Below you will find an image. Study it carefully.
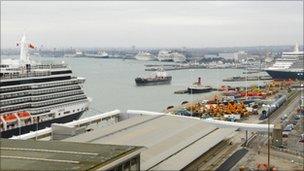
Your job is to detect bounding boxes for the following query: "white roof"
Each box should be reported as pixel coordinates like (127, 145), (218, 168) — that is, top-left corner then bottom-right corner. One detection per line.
(64, 114), (235, 170)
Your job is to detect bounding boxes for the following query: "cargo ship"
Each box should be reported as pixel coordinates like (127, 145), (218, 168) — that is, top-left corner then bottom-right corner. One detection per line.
(0, 34), (90, 138)
(187, 77), (213, 94)
(135, 69), (172, 86)
(265, 44), (304, 80)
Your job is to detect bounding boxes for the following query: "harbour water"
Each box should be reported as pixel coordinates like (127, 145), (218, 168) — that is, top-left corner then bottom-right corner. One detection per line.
(2, 55), (267, 117)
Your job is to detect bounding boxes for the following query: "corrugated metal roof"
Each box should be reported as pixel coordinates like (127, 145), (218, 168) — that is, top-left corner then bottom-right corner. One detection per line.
(64, 115), (235, 170)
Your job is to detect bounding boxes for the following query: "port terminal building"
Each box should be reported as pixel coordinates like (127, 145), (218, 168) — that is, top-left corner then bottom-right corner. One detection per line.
(4, 110), (273, 170)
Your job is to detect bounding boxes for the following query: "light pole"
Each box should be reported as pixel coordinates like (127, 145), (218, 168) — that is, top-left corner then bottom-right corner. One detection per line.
(267, 109), (270, 170)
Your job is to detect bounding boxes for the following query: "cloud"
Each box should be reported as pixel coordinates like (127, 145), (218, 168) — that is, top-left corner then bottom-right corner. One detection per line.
(1, 1), (303, 48)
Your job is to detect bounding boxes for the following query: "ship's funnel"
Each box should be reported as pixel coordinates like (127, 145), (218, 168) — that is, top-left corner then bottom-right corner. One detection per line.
(198, 77), (201, 85)
(19, 34), (30, 65)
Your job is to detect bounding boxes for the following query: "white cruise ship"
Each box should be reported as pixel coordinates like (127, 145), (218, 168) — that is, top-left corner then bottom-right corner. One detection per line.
(172, 52), (187, 63)
(265, 44), (304, 80)
(85, 50), (109, 58)
(0, 35), (90, 138)
(157, 50), (174, 62)
(134, 51), (157, 61)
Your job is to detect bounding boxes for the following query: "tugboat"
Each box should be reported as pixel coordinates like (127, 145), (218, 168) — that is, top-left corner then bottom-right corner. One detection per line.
(135, 69), (172, 86)
(187, 77), (213, 94)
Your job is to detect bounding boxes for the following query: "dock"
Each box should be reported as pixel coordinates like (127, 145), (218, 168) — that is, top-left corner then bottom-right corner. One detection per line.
(145, 65), (206, 71)
(223, 75), (272, 82)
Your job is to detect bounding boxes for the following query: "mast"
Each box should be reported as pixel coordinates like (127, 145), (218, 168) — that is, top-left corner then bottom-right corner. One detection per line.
(19, 34), (30, 65)
(294, 43), (299, 52)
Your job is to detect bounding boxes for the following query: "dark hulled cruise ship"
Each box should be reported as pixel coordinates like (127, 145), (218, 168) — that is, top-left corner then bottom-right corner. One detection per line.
(0, 35), (90, 138)
(265, 44), (304, 80)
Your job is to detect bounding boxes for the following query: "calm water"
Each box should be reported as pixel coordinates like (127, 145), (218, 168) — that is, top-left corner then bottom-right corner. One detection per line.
(60, 57), (249, 117)
(2, 56), (268, 117)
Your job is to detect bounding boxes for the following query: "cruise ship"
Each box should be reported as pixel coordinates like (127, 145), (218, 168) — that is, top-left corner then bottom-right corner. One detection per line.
(0, 35), (90, 138)
(157, 50), (174, 62)
(134, 51), (157, 61)
(265, 44), (304, 80)
(85, 50), (109, 58)
(172, 52), (187, 63)
(65, 50), (109, 58)
(64, 49), (84, 57)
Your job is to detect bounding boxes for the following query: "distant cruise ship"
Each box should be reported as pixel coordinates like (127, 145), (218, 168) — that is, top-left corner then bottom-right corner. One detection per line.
(85, 50), (109, 58)
(157, 50), (173, 62)
(65, 50), (109, 58)
(135, 51), (157, 61)
(0, 35), (90, 138)
(265, 44), (304, 80)
(172, 52), (187, 63)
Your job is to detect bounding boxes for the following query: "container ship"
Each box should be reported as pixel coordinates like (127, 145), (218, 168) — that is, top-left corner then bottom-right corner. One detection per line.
(265, 44), (304, 80)
(135, 69), (172, 86)
(0, 35), (90, 138)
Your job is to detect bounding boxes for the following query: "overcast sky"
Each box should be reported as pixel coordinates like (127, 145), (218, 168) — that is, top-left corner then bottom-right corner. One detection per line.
(1, 1), (303, 48)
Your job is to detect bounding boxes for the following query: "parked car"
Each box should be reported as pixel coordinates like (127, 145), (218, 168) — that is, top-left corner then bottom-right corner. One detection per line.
(299, 134), (304, 143)
(175, 108), (192, 116)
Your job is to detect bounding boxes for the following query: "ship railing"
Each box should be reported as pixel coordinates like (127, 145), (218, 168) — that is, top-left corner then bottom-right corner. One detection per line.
(31, 64), (68, 69)
(1, 71), (51, 80)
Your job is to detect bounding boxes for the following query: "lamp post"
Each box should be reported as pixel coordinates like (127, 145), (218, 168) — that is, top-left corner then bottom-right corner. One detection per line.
(267, 109), (270, 170)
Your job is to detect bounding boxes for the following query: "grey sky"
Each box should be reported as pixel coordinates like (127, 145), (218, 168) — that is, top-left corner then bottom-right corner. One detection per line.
(1, 1), (303, 48)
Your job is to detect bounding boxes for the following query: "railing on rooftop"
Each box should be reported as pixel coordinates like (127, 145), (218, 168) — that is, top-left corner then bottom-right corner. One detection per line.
(1, 64), (69, 80)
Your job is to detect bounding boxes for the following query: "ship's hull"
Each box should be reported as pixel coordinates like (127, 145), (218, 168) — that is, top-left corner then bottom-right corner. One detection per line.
(135, 77), (172, 86)
(0, 111), (84, 138)
(265, 69), (304, 80)
(135, 56), (156, 61)
(187, 86), (213, 94)
(158, 58), (173, 62)
(173, 59), (186, 63)
(85, 55), (109, 58)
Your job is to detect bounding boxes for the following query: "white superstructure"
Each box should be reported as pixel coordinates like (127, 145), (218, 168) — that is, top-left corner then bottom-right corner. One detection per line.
(135, 51), (156, 61)
(267, 44), (303, 70)
(172, 52), (187, 63)
(157, 50), (174, 62)
(0, 34), (90, 138)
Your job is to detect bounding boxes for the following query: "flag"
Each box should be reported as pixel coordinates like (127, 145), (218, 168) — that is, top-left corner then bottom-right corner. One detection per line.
(28, 43), (35, 49)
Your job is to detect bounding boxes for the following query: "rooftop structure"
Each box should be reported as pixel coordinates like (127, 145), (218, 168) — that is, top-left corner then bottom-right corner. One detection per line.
(64, 114), (236, 170)
(0, 139), (142, 171)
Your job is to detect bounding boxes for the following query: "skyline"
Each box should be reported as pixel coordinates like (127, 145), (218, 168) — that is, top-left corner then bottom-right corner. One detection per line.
(1, 1), (303, 48)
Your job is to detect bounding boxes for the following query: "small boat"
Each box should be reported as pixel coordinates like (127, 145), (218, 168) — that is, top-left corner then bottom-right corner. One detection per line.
(135, 69), (172, 86)
(187, 77), (213, 94)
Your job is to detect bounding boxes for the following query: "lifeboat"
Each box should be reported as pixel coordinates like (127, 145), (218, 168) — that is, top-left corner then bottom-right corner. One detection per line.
(3, 113), (18, 123)
(17, 111), (31, 120)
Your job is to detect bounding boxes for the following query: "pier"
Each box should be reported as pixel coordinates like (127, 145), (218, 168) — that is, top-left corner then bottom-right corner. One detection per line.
(223, 75), (272, 82)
